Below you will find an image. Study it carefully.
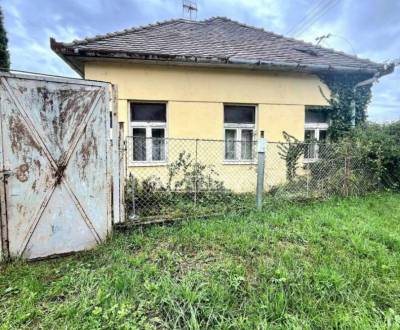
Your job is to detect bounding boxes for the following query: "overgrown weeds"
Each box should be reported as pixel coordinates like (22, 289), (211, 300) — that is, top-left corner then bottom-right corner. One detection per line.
(1, 192), (400, 329)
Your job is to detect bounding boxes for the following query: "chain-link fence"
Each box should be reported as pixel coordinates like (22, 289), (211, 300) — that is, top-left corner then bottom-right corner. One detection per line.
(122, 136), (395, 224)
(264, 142), (385, 200)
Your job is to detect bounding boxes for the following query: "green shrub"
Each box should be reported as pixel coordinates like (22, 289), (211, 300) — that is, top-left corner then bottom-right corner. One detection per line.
(349, 121), (400, 189)
(274, 121), (400, 199)
(125, 151), (238, 219)
(277, 131), (305, 182)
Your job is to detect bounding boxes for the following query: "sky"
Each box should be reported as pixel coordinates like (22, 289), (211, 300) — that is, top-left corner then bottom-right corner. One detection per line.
(2, 0), (399, 122)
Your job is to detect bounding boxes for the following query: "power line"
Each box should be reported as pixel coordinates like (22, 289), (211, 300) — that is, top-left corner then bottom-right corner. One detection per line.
(372, 103), (400, 108)
(293, 0), (339, 38)
(286, 0), (329, 35)
(293, 0), (340, 38)
(286, 0), (330, 36)
(330, 34), (356, 54)
(316, 33), (356, 54)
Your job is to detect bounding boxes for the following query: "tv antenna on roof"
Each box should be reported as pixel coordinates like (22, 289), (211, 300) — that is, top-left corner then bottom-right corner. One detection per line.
(182, 0), (197, 20)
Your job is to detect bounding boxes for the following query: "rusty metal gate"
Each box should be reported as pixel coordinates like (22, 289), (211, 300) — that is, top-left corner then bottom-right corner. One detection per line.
(0, 72), (113, 260)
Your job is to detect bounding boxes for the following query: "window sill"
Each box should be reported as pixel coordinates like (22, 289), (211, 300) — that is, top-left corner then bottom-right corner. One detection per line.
(303, 158), (319, 164)
(128, 161), (168, 167)
(223, 160), (257, 165)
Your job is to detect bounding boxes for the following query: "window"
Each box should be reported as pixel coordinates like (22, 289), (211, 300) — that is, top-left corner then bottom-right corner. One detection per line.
(304, 108), (329, 162)
(224, 105), (255, 161)
(130, 102), (166, 163)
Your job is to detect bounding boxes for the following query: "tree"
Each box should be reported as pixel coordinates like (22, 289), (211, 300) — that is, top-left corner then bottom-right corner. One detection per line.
(0, 6), (10, 70)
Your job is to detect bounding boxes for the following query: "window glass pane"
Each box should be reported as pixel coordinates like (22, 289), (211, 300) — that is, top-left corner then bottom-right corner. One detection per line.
(241, 129), (254, 160)
(225, 129), (237, 160)
(132, 128), (146, 161)
(305, 109), (328, 123)
(319, 130), (327, 141)
(224, 105), (255, 124)
(304, 129), (316, 159)
(304, 129), (315, 141)
(131, 103), (166, 122)
(152, 128), (165, 161)
(317, 130), (328, 159)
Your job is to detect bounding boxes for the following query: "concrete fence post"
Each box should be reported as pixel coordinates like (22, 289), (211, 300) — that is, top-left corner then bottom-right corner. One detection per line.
(256, 132), (266, 211)
(111, 84), (121, 224)
(194, 138), (198, 206)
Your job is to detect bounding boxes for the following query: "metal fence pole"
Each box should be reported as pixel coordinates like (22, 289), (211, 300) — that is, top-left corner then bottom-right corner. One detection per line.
(256, 133), (266, 211)
(131, 173), (136, 219)
(194, 139), (198, 206)
(306, 163), (310, 198)
(343, 155), (350, 197)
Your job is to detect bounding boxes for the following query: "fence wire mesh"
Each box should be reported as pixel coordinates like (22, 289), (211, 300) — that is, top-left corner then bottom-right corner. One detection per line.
(122, 136), (395, 224)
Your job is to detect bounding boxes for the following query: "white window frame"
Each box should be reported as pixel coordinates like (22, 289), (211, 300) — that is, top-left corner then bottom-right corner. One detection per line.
(129, 102), (167, 166)
(224, 124), (256, 163)
(304, 122), (328, 163)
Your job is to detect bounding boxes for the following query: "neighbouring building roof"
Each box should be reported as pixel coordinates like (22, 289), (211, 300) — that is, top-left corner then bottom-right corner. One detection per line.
(51, 17), (392, 77)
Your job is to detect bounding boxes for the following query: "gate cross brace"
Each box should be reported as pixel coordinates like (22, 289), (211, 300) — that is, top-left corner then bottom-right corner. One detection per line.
(1, 77), (103, 256)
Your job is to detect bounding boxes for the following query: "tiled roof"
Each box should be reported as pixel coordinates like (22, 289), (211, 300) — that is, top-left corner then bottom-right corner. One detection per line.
(51, 17), (385, 75)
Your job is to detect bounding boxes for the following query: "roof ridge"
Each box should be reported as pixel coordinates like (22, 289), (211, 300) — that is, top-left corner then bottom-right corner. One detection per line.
(206, 16), (278, 36)
(67, 16), (274, 47)
(65, 18), (195, 46)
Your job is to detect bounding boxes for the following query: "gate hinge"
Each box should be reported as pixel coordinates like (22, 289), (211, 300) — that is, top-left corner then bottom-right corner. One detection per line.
(0, 169), (12, 180)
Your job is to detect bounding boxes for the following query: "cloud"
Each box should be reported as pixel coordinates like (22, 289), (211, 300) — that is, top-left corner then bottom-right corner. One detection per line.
(2, 0), (399, 122)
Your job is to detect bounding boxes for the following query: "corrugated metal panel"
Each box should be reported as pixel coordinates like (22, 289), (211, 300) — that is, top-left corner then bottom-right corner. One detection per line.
(0, 72), (113, 260)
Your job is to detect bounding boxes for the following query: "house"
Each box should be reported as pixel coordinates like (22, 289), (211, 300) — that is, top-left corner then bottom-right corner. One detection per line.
(50, 17), (390, 191)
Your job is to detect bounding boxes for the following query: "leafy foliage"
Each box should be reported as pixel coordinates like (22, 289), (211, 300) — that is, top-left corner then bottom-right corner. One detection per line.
(274, 121), (400, 199)
(0, 6), (10, 70)
(305, 121), (400, 195)
(348, 121), (400, 189)
(125, 151), (237, 218)
(277, 131), (304, 182)
(307, 141), (383, 197)
(318, 72), (372, 141)
(165, 151), (225, 193)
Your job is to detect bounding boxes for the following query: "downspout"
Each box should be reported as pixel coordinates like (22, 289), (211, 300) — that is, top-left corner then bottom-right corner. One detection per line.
(351, 62), (396, 126)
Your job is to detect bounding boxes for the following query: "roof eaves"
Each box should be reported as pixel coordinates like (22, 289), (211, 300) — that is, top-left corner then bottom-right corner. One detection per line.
(50, 38), (84, 76)
(52, 43), (384, 76)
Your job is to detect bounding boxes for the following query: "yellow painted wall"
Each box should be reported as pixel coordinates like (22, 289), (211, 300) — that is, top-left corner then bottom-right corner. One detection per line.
(85, 62), (329, 192)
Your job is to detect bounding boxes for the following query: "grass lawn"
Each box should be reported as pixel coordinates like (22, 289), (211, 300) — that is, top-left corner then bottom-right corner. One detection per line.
(1, 193), (400, 329)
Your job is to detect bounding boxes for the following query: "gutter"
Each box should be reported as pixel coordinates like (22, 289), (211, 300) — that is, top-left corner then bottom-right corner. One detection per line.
(50, 38), (393, 78)
(228, 57), (385, 75)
